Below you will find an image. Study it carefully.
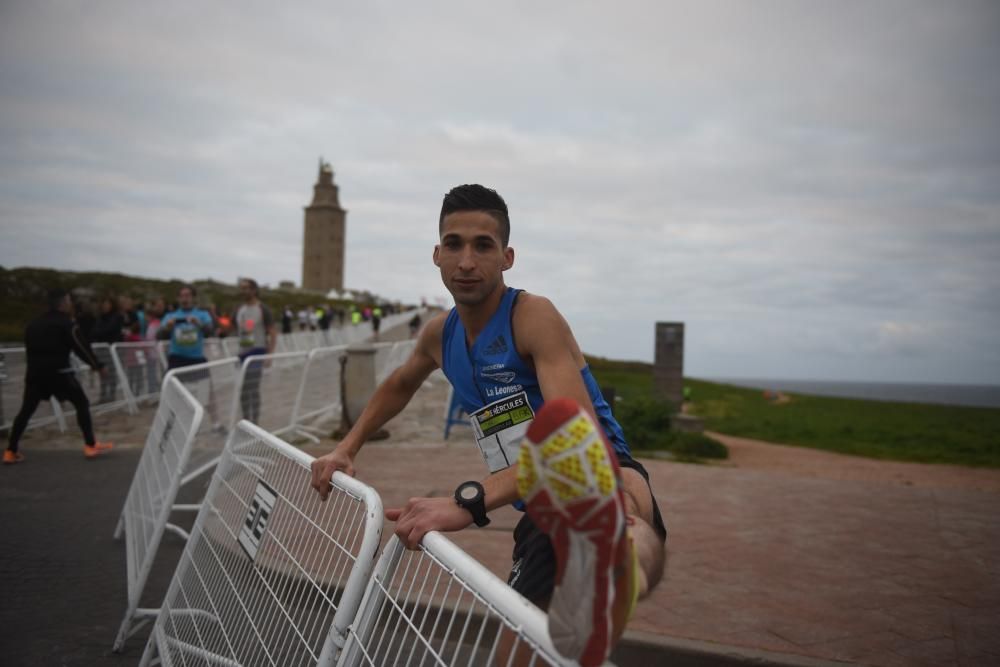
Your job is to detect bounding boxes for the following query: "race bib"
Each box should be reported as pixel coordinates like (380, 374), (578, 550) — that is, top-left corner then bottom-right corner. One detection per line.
(239, 318), (256, 348)
(175, 324), (199, 347)
(470, 391), (535, 473)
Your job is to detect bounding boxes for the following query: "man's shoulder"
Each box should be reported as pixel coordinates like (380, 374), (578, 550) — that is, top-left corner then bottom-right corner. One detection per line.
(419, 311), (449, 344)
(512, 291), (557, 318)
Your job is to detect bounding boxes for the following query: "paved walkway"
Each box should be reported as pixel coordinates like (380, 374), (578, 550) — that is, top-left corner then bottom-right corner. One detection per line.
(2, 376), (998, 666)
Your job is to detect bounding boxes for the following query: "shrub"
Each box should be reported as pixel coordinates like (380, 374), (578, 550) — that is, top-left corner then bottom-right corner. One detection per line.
(667, 432), (729, 460)
(615, 395), (728, 461)
(615, 395), (674, 450)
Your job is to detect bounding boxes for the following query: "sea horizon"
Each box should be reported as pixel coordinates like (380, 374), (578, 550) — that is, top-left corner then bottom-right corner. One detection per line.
(706, 377), (1000, 409)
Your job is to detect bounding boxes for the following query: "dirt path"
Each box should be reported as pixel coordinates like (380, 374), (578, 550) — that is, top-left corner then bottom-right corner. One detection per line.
(709, 430), (1000, 494)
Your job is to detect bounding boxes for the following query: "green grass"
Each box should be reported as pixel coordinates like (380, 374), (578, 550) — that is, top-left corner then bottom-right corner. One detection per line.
(587, 356), (1000, 468)
(587, 356), (727, 462)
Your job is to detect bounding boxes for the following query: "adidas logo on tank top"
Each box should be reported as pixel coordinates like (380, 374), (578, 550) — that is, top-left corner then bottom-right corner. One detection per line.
(484, 335), (508, 355)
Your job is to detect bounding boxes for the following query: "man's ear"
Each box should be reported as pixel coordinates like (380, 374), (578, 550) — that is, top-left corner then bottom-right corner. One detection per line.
(502, 246), (515, 271)
(433, 245), (441, 267)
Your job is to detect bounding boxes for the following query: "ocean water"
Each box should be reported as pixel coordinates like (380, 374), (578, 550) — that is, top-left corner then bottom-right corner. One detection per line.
(709, 378), (1000, 409)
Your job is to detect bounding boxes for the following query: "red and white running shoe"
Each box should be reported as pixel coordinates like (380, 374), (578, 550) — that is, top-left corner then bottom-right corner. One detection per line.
(517, 398), (627, 667)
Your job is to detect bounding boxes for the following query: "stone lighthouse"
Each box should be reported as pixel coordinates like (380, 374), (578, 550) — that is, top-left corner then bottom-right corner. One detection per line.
(301, 159), (346, 292)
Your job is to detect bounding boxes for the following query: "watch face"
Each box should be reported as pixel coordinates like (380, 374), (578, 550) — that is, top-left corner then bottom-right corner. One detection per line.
(458, 483), (480, 502)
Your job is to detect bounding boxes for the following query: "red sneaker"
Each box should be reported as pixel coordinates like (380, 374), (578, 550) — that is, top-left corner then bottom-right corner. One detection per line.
(517, 398), (626, 667)
(83, 442), (113, 459)
(3, 450), (24, 465)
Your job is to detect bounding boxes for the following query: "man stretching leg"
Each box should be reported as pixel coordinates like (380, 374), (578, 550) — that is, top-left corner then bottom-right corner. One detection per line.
(311, 184), (666, 666)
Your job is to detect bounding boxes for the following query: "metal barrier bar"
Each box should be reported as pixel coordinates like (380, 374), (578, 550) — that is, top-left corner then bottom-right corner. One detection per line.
(289, 346), (347, 444)
(227, 351), (311, 437)
(338, 532), (572, 667)
(140, 421), (384, 667)
(114, 375), (205, 652)
(110, 341), (165, 408)
(69, 341), (135, 416)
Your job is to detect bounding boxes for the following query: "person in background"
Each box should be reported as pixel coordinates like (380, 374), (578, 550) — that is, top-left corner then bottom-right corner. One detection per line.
(158, 285), (223, 429)
(143, 296), (166, 397)
(371, 305), (382, 341)
(91, 295), (124, 404)
(74, 297), (97, 344)
(118, 295), (136, 330)
(281, 305), (293, 335)
(232, 278), (277, 424)
(122, 320), (145, 398)
(4, 288), (113, 463)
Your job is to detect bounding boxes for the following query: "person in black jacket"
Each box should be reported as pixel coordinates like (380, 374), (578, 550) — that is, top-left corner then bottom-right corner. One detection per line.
(3, 289), (114, 464)
(90, 295), (124, 404)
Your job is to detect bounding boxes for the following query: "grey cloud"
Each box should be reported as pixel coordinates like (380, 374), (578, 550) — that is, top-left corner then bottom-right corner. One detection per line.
(2, 1), (999, 383)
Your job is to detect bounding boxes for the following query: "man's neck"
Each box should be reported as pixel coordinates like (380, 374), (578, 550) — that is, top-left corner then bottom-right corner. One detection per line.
(456, 283), (507, 344)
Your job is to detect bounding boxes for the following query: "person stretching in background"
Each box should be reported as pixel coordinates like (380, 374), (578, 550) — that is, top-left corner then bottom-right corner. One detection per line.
(4, 289), (113, 463)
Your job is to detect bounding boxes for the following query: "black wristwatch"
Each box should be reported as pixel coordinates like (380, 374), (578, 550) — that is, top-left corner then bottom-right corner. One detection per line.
(454, 481), (491, 527)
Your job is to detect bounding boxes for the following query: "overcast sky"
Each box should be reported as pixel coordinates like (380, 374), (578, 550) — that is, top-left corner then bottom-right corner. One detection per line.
(1, 1), (998, 384)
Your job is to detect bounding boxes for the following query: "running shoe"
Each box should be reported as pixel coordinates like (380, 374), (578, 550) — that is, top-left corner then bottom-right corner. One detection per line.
(83, 442), (113, 459)
(3, 450), (24, 465)
(517, 398), (627, 667)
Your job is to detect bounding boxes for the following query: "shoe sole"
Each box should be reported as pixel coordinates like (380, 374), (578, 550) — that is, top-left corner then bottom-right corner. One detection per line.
(517, 398), (625, 667)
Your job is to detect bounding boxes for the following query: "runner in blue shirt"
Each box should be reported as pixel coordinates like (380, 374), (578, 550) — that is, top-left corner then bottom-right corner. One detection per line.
(311, 185), (666, 666)
(157, 284), (224, 430)
(158, 285), (215, 369)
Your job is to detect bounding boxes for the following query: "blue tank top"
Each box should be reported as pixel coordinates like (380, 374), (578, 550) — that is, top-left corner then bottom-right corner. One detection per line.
(441, 287), (630, 463)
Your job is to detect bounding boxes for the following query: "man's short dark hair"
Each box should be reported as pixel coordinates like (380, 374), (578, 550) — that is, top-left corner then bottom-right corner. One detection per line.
(241, 278), (259, 295)
(47, 288), (68, 311)
(179, 284), (197, 297)
(439, 184), (510, 246)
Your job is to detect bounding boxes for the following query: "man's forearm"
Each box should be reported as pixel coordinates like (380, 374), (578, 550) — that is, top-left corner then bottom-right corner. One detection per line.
(482, 466), (521, 512)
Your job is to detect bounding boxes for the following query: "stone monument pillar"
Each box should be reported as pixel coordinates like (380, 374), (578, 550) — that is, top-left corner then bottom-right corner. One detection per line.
(334, 343), (389, 440)
(653, 322), (684, 407)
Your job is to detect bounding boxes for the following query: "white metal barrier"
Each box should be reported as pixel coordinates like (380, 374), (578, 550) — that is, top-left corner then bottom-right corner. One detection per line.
(113, 352), (316, 615)
(156, 341), (169, 369)
(0, 347), (67, 434)
(111, 341), (167, 407)
(338, 533), (572, 667)
(159, 357), (245, 499)
(289, 346), (347, 444)
(1, 312), (426, 436)
(139, 421), (384, 667)
(226, 351), (311, 437)
(113, 375), (205, 651)
(71, 341), (137, 415)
